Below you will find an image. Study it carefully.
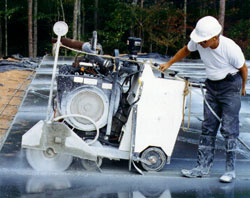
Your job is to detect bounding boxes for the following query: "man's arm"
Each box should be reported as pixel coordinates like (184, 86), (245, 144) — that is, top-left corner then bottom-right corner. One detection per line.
(239, 62), (248, 96)
(160, 45), (191, 72)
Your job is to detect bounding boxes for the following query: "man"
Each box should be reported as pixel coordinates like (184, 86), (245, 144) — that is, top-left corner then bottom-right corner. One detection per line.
(160, 16), (248, 183)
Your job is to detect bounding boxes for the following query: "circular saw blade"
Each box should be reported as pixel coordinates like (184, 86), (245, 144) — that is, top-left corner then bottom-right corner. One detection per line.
(26, 148), (73, 172)
(81, 157), (102, 171)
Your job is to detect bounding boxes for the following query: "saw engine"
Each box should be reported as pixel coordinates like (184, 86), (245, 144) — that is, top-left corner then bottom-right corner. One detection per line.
(56, 36), (143, 145)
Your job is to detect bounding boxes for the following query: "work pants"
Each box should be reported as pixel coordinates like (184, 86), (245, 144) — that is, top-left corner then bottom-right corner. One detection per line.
(202, 72), (242, 139)
(200, 72), (242, 170)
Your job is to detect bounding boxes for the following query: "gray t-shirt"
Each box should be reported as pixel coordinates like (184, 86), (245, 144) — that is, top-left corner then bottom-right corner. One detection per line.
(187, 35), (245, 80)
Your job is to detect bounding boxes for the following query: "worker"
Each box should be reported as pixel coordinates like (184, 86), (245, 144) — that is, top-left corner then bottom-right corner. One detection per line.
(160, 16), (248, 183)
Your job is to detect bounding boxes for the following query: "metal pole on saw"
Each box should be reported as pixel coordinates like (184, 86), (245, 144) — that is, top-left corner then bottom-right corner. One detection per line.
(46, 21), (68, 121)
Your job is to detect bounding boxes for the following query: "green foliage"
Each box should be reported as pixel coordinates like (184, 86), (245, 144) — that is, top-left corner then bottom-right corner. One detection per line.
(98, 1), (185, 55)
(227, 19), (250, 58)
(6, 7), (20, 19)
(98, 2), (134, 54)
(225, 0), (250, 58)
(138, 3), (185, 54)
(0, 3), (20, 19)
(0, 0), (249, 59)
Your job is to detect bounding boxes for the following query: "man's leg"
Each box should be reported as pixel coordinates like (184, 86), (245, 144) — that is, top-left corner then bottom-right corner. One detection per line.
(220, 138), (237, 183)
(181, 134), (217, 177)
(219, 98), (241, 182)
(181, 86), (220, 178)
(219, 74), (242, 183)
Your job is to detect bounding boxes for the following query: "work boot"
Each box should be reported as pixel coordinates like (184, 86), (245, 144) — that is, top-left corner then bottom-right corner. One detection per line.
(220, 138), (237, 183)
(181, 135), (216, 178)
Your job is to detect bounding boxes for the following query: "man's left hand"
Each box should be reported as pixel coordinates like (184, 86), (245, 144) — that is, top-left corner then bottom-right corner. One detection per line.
(241, 87), (246, 96)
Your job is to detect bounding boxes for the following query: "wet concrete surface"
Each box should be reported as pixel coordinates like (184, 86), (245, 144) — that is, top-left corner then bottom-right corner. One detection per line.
(0, 55), (250, 197)
(1, 167), (250, 198)
(1, 158), (250, 198)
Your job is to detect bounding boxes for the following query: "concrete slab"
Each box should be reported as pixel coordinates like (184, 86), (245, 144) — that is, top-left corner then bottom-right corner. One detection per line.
(0, 55), (250, 197)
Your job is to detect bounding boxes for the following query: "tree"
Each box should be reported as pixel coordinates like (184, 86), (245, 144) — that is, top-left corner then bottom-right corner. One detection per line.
(144, 4), (184, 54)
(140, 0), (143, 8)
(94, 0), (98, 30)
(0, 0), (249, 58)
(219, 0), (225, 33)
(77, 0), (81, 39)
(98, 2), (135, 53)
(33, 0), (38, 57)
(139, 0), (143, 40)
(132, 0), (138, 5)
(73, 0), (78, 40)
(59, 0), (66, 22)
(81, 0), (85, 39)
(0, 0), (3, 57)
(5, 0), (8, 56)
(28, 0), (33, 57)
(183, 0), (187, 40)
(0, 18), (2, 57)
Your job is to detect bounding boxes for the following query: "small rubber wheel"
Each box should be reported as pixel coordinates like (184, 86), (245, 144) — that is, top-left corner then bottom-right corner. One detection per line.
(140, 147), (167, 172)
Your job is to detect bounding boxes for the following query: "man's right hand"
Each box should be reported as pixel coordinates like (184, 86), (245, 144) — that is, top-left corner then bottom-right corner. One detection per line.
(159, 45), (190, 72)
(159, 62), (171, 72)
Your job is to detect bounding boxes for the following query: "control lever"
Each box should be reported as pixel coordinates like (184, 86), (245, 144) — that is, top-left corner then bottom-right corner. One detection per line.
(91, 31), (97, 51)
(169, 70), (179, 77)
(153, 63), (179, 78)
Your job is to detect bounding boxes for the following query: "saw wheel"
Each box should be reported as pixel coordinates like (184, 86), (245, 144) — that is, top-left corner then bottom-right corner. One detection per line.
(26, 148), (73, 172)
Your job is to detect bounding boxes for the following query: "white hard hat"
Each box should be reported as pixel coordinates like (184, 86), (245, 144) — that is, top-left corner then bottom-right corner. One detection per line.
(190, 16), (222, 43)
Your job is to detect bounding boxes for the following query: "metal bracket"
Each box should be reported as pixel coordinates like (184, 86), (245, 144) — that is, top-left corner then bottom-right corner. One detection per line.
(129, 105), (137, 171)
(128, 105), (145, 175)
(132, 155), (151, 166)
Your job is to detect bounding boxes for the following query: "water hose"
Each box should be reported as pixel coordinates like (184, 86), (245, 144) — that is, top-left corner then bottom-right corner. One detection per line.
(54, 114), (100, 145)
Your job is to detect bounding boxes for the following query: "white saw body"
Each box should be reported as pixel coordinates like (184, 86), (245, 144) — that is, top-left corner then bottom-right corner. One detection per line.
(119, 64), (185, 157)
